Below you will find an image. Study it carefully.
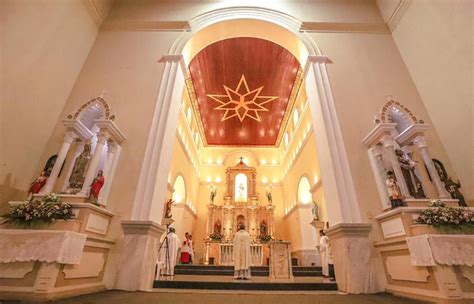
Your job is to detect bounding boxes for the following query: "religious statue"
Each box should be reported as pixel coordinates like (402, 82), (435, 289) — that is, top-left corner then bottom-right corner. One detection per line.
(28, 171), (48, 200)
(260, 220), (268, 237)
(210, 186), (217, 204)
(266, 190), (272, 205)
(312, 200), (319, 221)
(395, 149), (425, 198)
(445, 177), (467, 207)
(68, 143), (92, 190)
(89, 170), (105, 205)
(213, 219), (222, 236)
(385, 170), (405, 209)
(433, 159), (448, 182)
(164, 199), (175, 219)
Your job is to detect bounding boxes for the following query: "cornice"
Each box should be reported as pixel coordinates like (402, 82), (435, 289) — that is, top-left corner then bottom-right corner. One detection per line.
(385, 0), (412, 32)
(301, 22), (390, 34)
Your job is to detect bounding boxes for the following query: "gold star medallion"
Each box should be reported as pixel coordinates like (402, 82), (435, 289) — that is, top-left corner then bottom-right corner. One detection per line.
(207, 75), (278, 122)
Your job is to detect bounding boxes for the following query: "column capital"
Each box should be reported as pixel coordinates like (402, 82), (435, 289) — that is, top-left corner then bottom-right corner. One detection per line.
(381, 135), (396, 148)
(413, 135), (428, 149)
(96, 132), (110, 144)
(64, 132), (78, 144)
(107, 140), (119, 153)
(369, 145), (383, 157)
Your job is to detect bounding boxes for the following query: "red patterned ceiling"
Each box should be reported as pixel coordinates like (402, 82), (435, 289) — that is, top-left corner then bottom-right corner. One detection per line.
(188, 37), (301, 146)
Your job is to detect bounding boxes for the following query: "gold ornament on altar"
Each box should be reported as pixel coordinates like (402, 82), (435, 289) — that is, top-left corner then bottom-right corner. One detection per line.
(207, 74), (278, 122)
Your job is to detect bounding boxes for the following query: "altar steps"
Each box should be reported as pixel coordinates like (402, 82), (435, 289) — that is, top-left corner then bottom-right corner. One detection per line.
(174, 265), (323, 277)
(154, 265), (337, 291)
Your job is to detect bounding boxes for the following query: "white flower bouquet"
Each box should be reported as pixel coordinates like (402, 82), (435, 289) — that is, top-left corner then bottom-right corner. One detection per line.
(4, 193), (73, 228)
(415, 199), (474, 233)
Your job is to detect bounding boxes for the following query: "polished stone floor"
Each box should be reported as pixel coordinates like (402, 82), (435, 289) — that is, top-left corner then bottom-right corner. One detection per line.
(50, 290), (426, 304)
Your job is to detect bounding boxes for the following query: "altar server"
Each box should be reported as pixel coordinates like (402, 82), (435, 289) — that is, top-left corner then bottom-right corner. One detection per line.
(233, 224), (252, 280)
(319, 230), (330, 277)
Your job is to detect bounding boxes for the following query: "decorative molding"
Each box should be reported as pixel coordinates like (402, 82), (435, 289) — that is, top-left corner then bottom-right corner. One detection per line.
(385, 255), (429, 282)
(85, 213), (110, 235)
(380, 217), (406, 239)
(362, 123), (397, 147)
(101, 20), (190, 32)
(0, 262), (35, 279)
(325, 223), (372, 239)
(82, 0), (108, 26)
(396, 123), (429, 146)
(301, 22), (390, 34)
(62, 119), (94, 141)
(374, 206), (427, 221)
(385, 0), (412, 32)
(63, 251), (105, 279)
(380, 99), (419, 125)
(121, 220), (166, 237)
(95, 119), (126, 144)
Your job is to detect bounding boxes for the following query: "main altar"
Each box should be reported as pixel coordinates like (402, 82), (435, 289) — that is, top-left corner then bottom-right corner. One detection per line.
(204, 159), (275, 266)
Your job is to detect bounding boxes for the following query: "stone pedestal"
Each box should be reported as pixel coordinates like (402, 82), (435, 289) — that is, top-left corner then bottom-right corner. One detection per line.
(326, 223), (376, 294)
(269, 241), (293, 282)
(115, 221), (165, 291)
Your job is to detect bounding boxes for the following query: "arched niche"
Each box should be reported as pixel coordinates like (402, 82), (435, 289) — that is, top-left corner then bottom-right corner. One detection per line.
(172, 174), (186, 204)
(297, 176), (312, 204)
(380, 100), (419, 134)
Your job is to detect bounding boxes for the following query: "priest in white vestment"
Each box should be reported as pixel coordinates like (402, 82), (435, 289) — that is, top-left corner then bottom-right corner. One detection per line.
(233, 224), (252, 280)
(159, 227), (180, 276)
(319, 230), (330, 277)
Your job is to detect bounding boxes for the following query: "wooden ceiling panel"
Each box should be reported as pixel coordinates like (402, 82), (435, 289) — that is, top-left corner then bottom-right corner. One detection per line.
(189, 37), (300, 146)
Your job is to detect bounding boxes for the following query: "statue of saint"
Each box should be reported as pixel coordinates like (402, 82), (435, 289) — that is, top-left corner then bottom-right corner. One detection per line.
(213, 219), (222, 236)
(395, 149), (425, 198)
(260, 220), (268, 237)
(164, 199), (175, 218)
(28, 171), (48, 200)
(210, 187), (217, 204)
(386, 170), (405, 209)
(68, 143), (91, 190)
(266, 191), (272, 205)
(445, 177), (467, 207)
(312, 200), (319, 221)
(89, 170), (105, 205)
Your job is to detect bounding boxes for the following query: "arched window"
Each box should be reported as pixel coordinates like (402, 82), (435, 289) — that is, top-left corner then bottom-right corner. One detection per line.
(388, 106), (412, 134)
(293, 109), (299, 126)
(186, 107), (192, 123)
(297, 176), (312, 204)
(173, 175), (186, 203)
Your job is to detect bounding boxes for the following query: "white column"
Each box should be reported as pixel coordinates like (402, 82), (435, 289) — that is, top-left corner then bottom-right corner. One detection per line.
(381, 135), (411, 198)
(80, 133), (108, 196)
(99, 143), (121, 204)
(413, 136), (450, 198)
(42, 132), (76, 194)
(368, 145), (391, 209)
(61, 141), (84, 192)
(304, 56), (361, 224)
(131, 55), (186, 222)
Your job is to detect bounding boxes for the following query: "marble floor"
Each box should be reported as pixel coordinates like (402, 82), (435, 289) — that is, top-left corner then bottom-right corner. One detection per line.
(49, 290), (426, 304)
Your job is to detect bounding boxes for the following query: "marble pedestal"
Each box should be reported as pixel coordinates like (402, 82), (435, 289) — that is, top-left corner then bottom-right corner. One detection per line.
(115, 221), (165, 291)
(326, 223), (377, 294)
(269, 241), (293, 282)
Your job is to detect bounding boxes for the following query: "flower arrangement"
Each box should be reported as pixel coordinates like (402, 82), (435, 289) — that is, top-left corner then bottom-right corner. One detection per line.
(3, 193), (74, 228)
(415, 199), (474, 233)
(259, 235), (273, 243)
(209, 233), (223, 241)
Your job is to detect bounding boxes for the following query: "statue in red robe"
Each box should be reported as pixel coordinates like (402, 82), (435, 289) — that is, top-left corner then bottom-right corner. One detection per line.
(89, 170), (105, 205)
(28, 171), (48, 199)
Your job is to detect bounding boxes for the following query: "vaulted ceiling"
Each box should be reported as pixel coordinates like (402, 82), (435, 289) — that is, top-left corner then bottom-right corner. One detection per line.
(188, 37), (301, 147)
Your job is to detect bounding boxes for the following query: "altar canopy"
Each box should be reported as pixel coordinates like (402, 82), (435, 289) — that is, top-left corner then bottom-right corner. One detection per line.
(204, 159), (275, 266)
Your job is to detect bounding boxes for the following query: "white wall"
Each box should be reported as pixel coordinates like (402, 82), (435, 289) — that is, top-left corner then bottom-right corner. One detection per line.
(0, 0), (112, 209)
(377, 0), (474, 202)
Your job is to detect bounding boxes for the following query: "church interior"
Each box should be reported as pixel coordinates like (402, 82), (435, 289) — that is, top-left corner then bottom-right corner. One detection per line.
(1, 0), (473, 303)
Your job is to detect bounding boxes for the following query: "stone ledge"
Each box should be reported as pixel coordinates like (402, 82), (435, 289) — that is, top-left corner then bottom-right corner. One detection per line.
(325, 223), (372, 239)
(121, 220), (166, 237)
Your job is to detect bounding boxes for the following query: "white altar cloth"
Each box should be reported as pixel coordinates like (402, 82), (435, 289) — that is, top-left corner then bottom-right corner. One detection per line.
(0, 229), (87, 265)
(406, 234), (474, 267)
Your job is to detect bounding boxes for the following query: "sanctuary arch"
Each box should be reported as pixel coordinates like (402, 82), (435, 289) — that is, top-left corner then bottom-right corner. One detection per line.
(118, 7), (377, 294)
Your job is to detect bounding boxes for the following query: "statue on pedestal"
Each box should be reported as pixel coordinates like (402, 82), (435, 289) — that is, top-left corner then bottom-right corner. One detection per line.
(164, 199), (175, 219)
(386, 170), (405, 209)
(312, 200), (319, 221)
(89, 170), (105, 205)
(28, 171), (48, 199)
(260, 220), (268, 237)
(395, 149), (425, 198)
(212, 219), (222, 238)
(445, 177), (467, 207)
(68, 143), (91, 191)
(210, 186), (217, 204)
(266, 190), (272, 205)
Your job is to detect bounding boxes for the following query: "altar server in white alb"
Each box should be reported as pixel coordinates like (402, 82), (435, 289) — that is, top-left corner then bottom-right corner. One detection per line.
(233, 224), (252, 280)
(159, 227), (180, 276)
(319, 230), (331, 277)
